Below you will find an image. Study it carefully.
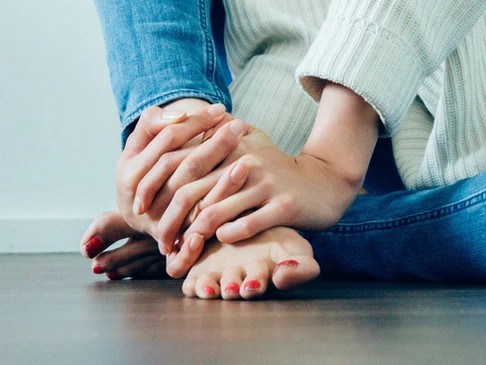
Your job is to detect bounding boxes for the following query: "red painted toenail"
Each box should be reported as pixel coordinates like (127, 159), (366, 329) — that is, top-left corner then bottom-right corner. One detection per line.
(85, 235), (104, 258)
(224, 282), (239, 295)
(203, 286), (216, 297)
(244, 280), (261, 292)
(273, 259), (300, 274)
(92, 265), (104, 274)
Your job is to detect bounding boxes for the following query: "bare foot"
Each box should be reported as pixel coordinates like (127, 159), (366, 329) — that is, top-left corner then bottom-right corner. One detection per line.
(80, 211), (168, 280)
(181, 227), (320, 300)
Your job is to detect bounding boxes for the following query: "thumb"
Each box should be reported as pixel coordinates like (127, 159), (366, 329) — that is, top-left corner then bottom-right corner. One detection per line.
(124, 106), (188, 158)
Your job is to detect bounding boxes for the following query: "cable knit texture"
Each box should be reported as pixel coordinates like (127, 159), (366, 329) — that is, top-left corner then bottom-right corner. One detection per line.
(225, 0), (486, 189)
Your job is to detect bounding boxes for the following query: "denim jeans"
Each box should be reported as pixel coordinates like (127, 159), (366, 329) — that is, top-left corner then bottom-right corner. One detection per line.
(304, 167), (486, 283)
(95, 1), (486, 283)
(94, 0), (231, 147)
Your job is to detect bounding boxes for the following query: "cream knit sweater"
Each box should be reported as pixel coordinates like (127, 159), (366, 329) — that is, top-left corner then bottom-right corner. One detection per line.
(224, 0), (486, 190)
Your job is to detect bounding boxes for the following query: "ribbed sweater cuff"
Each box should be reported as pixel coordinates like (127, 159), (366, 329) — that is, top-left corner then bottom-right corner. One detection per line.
(296, 16), (426, 136)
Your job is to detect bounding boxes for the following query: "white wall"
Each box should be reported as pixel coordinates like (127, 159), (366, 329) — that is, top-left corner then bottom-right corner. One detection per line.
(0, 1), (121, 252)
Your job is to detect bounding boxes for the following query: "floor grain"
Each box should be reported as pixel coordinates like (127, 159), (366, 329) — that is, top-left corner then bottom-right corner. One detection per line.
(1, 254), (486, 364)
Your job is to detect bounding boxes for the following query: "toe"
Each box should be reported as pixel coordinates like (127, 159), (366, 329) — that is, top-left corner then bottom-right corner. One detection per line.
(105, 255), (163, 280)
(80, 211), (139, 258)
(220, 266), (244, 300)
(271, 255), (320, 290)
(195, 272), (221, 299)
(182, 276), (197, 297)
(240, 259), (271, 300)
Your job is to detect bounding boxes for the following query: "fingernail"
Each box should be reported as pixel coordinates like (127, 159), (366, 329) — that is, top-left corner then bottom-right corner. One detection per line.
(189, 233), (204, 252)
(203, 286), (216, 297)
(224, 282), (240, 295)
(92, 265), (104, 274)
(160, 109), (186, 123)
(206, 103), (226, 117)
(244, 280), (261, 292)
(229, 119), (245, 136)
(230, 161), (248, 183)
(273, 260), (299, 274)
(133, 196), (143, 215)
(85, 235), (104, 258)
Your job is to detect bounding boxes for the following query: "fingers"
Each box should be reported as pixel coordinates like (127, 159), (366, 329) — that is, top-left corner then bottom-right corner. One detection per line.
(200, 160), (249, 208)
(183, 187), (263, 245)
(123, 106), (188, 159)
(156, 172), (221, 254)
(165, 233), (205, 279)
(215, 204), (283, 243)
(80, 211), (139, 259)
(165, 118), (248, 193)
(135, 118), (248, 216)
(117, 104), (228, 201)
(133, 147), (192, 215)
(128, 104), (227, 179)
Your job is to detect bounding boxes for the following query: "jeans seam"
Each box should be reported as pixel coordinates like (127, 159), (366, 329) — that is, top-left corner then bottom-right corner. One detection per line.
(198, 0), (225, 103)
(331, 190), (486, 234)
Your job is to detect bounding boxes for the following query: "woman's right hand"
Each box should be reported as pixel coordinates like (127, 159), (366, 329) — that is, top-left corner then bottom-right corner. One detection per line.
(115, 101), (243, 246)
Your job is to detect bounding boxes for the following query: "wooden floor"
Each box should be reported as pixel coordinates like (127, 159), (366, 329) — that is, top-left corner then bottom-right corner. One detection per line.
(2, 254), (486, 365)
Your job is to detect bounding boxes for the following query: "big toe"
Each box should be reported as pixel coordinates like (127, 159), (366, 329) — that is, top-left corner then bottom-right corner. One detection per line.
(271, 255), (320, 290)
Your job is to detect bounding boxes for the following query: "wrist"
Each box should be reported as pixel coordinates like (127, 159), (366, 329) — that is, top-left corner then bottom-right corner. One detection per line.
(303, 82), (378, 188)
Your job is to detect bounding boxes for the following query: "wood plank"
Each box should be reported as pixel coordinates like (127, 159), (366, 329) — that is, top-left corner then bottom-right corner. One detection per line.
(1, 254), (486, 364)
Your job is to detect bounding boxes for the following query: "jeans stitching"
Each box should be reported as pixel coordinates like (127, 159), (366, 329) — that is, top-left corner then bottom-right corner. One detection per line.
(199, 0), (223, 101)
(331, 190), (486, 234)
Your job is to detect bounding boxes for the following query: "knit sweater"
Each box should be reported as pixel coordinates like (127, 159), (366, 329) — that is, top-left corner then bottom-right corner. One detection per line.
(224, 0), (486, 190)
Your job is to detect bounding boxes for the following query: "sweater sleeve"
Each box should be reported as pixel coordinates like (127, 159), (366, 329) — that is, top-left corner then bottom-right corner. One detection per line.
(296, 0), (486, 136)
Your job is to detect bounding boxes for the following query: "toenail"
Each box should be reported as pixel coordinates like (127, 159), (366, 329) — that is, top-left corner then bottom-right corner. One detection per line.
(85, 235), (104, 258)
(224, 282), (240, 295)
(244, 280), (261, 292)
(92, 265), (104, 274)
(203, 286), (216, 297)
(273, 259), (299, 274)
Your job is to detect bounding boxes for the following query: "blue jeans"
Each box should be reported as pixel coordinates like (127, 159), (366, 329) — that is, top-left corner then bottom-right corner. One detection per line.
(94, 0), (231, 147)
(95, 1), (486, 283)
(304, 167), (486, 283)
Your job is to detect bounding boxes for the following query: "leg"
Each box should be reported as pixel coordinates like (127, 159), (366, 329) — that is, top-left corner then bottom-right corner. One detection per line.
(303, 170), (486, 282)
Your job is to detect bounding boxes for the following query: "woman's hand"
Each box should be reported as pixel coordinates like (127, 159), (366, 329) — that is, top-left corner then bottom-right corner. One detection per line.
(115, 102), (247, 249)
(156, 123), (363, 257)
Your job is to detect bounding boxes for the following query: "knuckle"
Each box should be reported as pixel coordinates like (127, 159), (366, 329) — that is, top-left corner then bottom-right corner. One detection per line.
(158, 153), (174, 168)
(182, 158), (205, 178)
(217, 127), (237, 150)
(172, 188), (192, 210)
(118, 170), (137, 195)
(159, 125), (181, 148)
(277, 194), (297, 217)
(197, 207), (219, 229)
(139, 106), (160, 122)
(239, 154), (263, 169)
(236, 219), (256, 238)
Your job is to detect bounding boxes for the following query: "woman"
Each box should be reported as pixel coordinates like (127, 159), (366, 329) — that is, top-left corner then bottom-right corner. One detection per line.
(82, 0), (486, 299)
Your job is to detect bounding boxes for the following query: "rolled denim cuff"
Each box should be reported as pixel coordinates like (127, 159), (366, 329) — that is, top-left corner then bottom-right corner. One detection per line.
(94, 0), (231, 148)
(120, 87), (231, 149)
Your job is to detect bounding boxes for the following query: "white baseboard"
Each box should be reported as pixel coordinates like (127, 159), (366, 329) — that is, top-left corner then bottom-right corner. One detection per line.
(0, 218), (92, 253)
